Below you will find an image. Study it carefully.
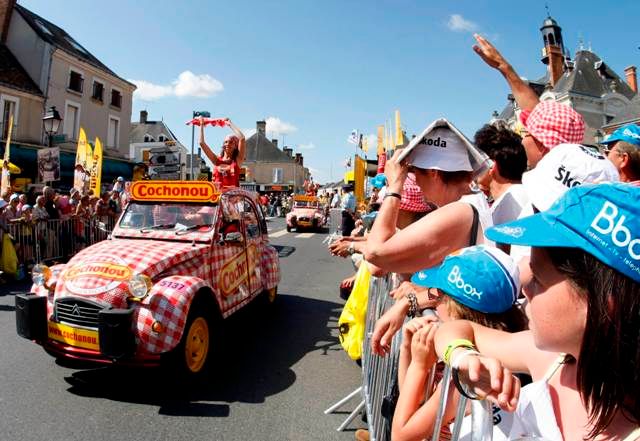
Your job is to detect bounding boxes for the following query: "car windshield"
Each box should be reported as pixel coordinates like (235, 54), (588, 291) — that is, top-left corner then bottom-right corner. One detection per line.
(294, 201), (318, 208)
(119, 202), (218, 232)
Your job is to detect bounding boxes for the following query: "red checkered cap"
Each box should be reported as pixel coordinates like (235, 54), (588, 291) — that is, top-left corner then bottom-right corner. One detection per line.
(519, 101), (585, 150)
(400, 173), (430, 213)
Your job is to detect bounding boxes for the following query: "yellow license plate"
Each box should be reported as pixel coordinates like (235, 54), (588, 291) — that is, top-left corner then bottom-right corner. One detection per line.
(298, 221), (312, 226)
(48, 321), (100, 351)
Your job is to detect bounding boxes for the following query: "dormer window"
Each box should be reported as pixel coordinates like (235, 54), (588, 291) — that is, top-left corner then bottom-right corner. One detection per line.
(143, 134), (155, 142)
(158, 134), (167, 142)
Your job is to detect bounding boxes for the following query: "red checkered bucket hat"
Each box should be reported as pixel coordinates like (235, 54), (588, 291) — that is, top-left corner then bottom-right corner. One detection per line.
(519, 101), (585, 150)
(400, 173), (430, 213)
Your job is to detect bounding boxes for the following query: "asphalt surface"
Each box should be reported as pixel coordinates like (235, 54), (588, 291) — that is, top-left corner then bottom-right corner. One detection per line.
(0, 217), (365, 441)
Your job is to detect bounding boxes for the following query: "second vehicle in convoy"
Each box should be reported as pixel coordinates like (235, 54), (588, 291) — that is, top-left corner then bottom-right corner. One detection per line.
(285, 195), (327, 232)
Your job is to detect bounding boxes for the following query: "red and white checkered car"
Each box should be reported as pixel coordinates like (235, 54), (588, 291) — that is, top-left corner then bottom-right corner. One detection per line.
(16, 184), (280, 376)
(285, 195), (327, 232)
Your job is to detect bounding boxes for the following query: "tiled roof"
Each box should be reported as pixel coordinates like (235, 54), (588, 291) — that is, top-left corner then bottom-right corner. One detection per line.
(553, 50), (635, 99)
(245, 132), (295, 162)
(0, 44), (42, 95)
(15, 4), (133, 87)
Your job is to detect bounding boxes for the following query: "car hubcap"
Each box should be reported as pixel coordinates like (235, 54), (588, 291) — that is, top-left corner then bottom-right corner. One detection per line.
(185, 317), (209, 373)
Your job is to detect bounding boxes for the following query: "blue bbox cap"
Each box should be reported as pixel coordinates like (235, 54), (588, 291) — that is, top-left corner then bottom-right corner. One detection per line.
(411, 245), (520, 314)
(602, 124), (640, 147)
(487, 183), (640, 283)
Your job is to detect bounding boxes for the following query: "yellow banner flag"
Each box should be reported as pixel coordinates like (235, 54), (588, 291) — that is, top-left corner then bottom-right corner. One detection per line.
(395, 110), (403, 146)
(1, 114), (13, 196)
(354, 155), (367, 203)
(377, 125), (384, 155)
(74, 128), (90, 193)
(89, 137), (103, 196)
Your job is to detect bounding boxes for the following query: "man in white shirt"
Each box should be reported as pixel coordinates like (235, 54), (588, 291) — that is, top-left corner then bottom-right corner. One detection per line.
(474, 123), (529, 228)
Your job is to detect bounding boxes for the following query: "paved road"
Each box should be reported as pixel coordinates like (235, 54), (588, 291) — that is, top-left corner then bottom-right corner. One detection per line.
(0, 218), (366, 441)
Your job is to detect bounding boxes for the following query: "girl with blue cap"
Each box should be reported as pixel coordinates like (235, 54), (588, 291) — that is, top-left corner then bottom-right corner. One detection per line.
(392, 245), (526, 441)
(431, 183), (640, 440)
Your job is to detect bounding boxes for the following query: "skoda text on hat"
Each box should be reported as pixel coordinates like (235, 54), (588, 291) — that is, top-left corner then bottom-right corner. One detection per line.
(519, 101), (585, 150)
(397, 118), (491, 177)
(487, 183), (640, 283)
(411, 245), (520, 314)
(521, 143), (619, 211)
(602, 124), (640, 147)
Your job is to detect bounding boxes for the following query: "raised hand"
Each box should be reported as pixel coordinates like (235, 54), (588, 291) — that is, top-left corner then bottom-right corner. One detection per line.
(410, 323), (439, 368)
(472, 34), (509, 71)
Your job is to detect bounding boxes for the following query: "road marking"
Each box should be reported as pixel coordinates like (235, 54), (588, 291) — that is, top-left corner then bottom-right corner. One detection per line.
(270, 229), (288, 238)
(296, 232), (315, 238)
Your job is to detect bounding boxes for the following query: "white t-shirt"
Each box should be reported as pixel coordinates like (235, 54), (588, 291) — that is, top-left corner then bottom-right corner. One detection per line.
(509, 203), (534, 264)
(491, 184), (529, 226)
(460, 192), (495, 248)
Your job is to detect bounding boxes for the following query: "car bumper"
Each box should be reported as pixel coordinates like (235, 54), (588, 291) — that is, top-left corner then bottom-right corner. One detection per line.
(15, 293), (159, 366)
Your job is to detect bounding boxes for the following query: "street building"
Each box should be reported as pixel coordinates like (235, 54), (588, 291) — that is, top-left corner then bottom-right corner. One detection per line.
(494, 14), (637, 144)
(0, 0), (135, 189)
(129, 110), (193, 180)
(242, 120), (309, 193)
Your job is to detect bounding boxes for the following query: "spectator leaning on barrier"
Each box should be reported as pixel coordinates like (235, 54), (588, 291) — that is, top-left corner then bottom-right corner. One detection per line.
(43, 186), (60, 220)
(472, 34), (584, 167)
(474, 122), (529, 226)
(4, 194), (20, 221)
(431, 184), (640, 440)
(364, 122), (497, 355)
(391, 245), (527, 441)
(601, 123), (640, 185)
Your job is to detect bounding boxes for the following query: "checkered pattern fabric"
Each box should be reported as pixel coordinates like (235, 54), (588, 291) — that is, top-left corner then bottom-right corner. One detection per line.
(46, 230), (280, 356)
(400, 173), (430, 213)
(520, 101), (585, 150)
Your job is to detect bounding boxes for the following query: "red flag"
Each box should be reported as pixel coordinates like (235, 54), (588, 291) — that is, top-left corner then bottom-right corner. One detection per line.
(186, 117), (228, 127)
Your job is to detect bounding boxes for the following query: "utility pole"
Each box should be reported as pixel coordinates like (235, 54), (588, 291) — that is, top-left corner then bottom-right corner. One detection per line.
(191, 110), (210, 180)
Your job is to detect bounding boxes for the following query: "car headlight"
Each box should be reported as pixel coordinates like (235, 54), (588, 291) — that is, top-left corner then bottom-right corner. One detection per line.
(128, 274), (152, 301)
(32, 264), (52, 287)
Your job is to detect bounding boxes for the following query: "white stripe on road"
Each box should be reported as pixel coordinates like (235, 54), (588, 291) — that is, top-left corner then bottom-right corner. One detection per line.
(270, 229), (288, 238)
(296, 232), (315, 238)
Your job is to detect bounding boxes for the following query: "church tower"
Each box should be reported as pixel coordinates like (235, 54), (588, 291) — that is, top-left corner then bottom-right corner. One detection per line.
(540, 13), (566, 86)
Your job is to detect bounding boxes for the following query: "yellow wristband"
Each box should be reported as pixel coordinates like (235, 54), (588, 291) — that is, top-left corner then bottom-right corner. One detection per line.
(443, 339), (476, 365)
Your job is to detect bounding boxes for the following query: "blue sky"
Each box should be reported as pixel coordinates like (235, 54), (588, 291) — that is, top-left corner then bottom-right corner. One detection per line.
(22, 0), (640, 183)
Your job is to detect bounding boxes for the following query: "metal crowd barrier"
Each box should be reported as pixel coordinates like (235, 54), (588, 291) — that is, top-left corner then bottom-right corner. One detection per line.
(329, 208), (342, 234)
(327, 272), (494, 440)
(6, 216), (116, 265)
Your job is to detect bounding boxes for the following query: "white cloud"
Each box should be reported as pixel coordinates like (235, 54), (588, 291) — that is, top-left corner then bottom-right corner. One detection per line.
(130, 70), (224, 101)
(298, 142), (316, 150)
(173, 71), (224, 98)
(447, 14), (478, 33)
(265, 117), (297, 136)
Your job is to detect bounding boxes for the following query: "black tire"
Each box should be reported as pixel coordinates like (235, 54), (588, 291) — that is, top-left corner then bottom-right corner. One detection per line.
(259, 286), (278, 308)
(286, 225), (291, 232)
(161, 294), (220, 380)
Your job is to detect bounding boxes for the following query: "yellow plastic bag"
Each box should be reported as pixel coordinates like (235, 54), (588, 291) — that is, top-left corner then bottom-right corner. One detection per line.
(1, 233), (18, 277)
(338, 263), (371, 360)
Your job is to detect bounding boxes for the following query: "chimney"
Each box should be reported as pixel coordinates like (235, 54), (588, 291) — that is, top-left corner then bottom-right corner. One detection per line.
(256, 120), (266, 136)
(546, 44), (564, 87)
(625, 66), (637, 93)
(0, 0), (16, 43)
(271, 138), (278, 148)
(283, 147), (292, 158)
(295, 153), (303, 166)
(139, 110), (148, 124)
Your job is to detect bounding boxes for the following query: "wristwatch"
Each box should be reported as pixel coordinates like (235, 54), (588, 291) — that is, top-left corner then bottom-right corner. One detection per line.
(347, 243), (355, 255)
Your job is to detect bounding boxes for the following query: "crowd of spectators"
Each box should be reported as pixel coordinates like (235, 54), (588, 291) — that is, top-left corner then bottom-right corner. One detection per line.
(0, 177), (130, 270)
(330, 34), (640, 441)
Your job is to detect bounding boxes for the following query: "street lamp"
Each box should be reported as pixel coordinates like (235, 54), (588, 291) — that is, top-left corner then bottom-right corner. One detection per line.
(42, 106), (62, 147)
(190, 110), (210, 180)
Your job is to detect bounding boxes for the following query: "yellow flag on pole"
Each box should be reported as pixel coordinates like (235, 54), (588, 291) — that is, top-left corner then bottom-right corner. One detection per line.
(377, 125), (384, 155)
(89, 137), (103, 196)
(74, 128), (90, 193)
(395, 110), (403, 146)
(1, 114), (13, 196)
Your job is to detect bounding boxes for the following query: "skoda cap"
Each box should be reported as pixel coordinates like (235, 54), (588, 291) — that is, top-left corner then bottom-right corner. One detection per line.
(486, 183), (640, 283)
(411, 245), (520, 314)
(522, 143), (619, 211)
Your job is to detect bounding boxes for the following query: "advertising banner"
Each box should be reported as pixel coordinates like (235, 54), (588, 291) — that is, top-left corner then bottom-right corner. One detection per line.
(88, 137), (103, 195)
(37, 147), (60, 182)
